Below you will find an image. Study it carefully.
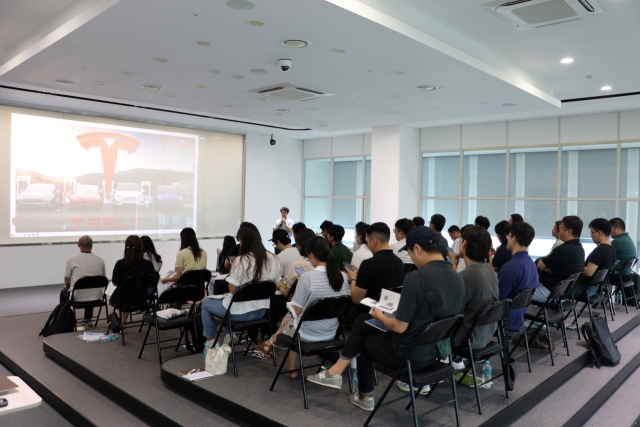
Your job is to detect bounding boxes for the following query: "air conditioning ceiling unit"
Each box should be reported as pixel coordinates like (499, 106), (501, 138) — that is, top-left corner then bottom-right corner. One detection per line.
(482, 0), (604, 29)
(248, 82), (334, 102)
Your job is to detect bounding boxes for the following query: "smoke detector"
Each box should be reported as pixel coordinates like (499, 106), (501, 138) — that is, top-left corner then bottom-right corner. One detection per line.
(248, 82), (334, 102)
(482, 0), (604, 30)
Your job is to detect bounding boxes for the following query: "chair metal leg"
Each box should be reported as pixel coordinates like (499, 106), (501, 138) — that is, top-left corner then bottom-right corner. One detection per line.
(623, 290), (630, 314)
(573, 309), (581, 340)
(544, 312), (555, 366)
(94, 305), (103, 328)
(374, 369), (378, 386)
(406, 363), (419, 427)
(155, 319), (162, 364)
(468, 345), (483, 415)
(138, 321), (153, 359)
(524, 332), (532, 373)
(175, 328), (185, 351)
(268, 310), (277, 367)
(230, 336), (239, 377)
(297, 339), (309, 409)
(364, 373), (398, 427)
(560, 320), (570, 357)
(269, 342), (293, 391)
(451, 373), (461, 427)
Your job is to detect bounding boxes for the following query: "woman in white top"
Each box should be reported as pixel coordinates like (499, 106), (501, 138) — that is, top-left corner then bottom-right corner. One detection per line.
(161, 228), (207, 285)
(201, 226), (280, 345)
(351, 223), (373, 268)
(141, 235), (163, 272)
(256, 236), (350, 379)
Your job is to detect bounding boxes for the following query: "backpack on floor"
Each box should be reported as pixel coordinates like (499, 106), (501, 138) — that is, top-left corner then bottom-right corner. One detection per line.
(39, 302), (75, 337)
(581, 315), (621, 368)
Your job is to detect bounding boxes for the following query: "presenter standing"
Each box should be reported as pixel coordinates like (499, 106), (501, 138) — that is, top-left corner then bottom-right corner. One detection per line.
(273, 207), (294, 254)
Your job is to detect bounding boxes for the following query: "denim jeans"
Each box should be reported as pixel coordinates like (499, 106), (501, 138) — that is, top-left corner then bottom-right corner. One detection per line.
(201, 298), (265, 338)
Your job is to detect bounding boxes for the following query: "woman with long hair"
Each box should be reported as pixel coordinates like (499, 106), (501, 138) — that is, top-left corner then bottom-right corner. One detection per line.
(201, 225), (280, 348)
(161, 227), (207, 285)
(216, 235), (236, 274)
(256, 236), (350, 379)
(141, 235), (163, 272)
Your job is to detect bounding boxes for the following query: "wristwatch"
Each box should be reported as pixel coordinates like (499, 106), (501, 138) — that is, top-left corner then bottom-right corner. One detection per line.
(349, 278), (356, 284)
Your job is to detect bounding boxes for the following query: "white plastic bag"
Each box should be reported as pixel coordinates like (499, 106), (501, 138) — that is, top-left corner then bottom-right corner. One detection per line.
(205, 344), (232, 375)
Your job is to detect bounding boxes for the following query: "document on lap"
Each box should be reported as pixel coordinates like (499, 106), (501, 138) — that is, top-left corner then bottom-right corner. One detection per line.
(359, 289), (401, 316)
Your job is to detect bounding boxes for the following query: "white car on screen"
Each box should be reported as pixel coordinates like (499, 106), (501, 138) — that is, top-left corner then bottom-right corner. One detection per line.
(112, 182), (144, 206)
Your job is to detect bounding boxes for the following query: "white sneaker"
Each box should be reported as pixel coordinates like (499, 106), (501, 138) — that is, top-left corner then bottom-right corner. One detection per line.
(396, 380), (430, 395)
(451, 357), (466, 370)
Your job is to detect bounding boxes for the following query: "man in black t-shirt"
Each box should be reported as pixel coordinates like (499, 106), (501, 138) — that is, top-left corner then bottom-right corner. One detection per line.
(569, 218), (616, 298)
(307, 226), (466, 411)
(533, 215), (586, 303)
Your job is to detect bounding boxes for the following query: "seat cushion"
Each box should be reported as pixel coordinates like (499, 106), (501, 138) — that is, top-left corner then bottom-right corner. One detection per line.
(209, 313), (271, 331)
(524, 305), (564, 323)
(144, 313), (194, 330)
(454, 341), (503, 361)
(72, 300), (105, 309)
(506, 326), (526, 338)
(374, 360), (454, 387)
(276, 334), (345, 356)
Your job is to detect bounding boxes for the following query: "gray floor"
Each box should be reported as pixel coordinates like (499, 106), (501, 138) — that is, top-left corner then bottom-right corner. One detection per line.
(0, 284), (61, 318)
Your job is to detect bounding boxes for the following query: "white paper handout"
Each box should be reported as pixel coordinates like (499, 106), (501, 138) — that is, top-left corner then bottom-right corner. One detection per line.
(360, 289), (401, 315)
(164, 270), (176, 279)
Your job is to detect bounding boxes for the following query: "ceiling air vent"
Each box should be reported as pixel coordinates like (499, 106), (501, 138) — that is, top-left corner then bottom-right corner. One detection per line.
(248, 82), (334, 102)
(482, 0), (604, 29)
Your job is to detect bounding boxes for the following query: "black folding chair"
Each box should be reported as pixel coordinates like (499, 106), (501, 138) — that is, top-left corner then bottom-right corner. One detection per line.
(210, 281), (277, 376)
(69, 275), (109, 330)
(176, 269), (212, 299)
(618, 258), (639, 313)
(573, 269), (611, 323)
(138, 285), (201, 363)
(505, 288), (535, 373)
(113, 273), (159, 346)
(364, 315), (464, 427)
(452, 300), (509, 415)
(269, 296), (352, 409)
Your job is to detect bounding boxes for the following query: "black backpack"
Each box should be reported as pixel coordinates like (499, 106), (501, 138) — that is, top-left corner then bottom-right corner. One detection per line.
(39, 302), (75, 337)
(581, 315), (621, 368)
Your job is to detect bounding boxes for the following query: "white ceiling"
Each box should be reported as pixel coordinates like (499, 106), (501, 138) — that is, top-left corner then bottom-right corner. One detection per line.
(0, 0), (638, 139)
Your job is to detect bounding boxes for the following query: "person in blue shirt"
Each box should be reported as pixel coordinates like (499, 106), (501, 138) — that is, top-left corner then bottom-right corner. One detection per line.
(491, 220), (513, 272)
(498, 221), (539, 332)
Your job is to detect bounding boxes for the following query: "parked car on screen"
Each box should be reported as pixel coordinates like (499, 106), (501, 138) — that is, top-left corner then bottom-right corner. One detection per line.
(16, 183), (61, 209)
(155, 185), (183, 209)
(112, 182), (144, 206)
(70, 185), (103, 209)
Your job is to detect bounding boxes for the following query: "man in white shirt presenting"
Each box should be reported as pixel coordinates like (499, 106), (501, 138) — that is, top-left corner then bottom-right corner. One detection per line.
(273, 207), (294, 240)
(390, 218), (414, 265)
(271, 229), (302, 281)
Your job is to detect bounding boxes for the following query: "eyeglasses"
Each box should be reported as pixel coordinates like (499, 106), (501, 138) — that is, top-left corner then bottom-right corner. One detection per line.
(590, 230), (601, 235)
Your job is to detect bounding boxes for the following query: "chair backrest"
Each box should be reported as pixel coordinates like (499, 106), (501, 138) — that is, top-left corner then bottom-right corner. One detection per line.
(622, 257), (638, 273)
(298, 295), (352, 323)
(157, 285), (201, 306)
(474, 300), (509, 328)
(587, 268), (609, 287)
(117, 273), (159, 308)
(509, 288), (535, 311)
(229, 281), (277, 304)
(548, 273), (581, 300)
(177, 269), (212, 287)
(72, 275), (109, 291)
(414, 314), (464, 347)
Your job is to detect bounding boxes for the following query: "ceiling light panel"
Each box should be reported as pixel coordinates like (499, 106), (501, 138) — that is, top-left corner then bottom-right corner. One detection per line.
(226, 0), (254, 10)
(281, 39), (309, 48)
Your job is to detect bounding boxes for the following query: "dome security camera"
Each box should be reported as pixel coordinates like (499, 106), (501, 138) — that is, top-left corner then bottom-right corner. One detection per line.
(270, 135), (276, 146)
(278, 59), (292, 72)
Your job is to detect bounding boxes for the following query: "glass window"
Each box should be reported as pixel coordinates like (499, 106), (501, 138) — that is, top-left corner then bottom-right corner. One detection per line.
(462, 199), (505, 233)
(508, 200), (557, 237)
(333, 157), (362, 197)
(304, 198), (330, 231)
(332, 198), (362, 230)
(421, 199), (459, 230)
(620, 142), (640, 199)
(561, 144), (616, 198)
(509, 148), (558, 198)
(463, 150), (506, 198)
(560, 200), (616, 223)
(364, 157), (371, 197)
(618, 201), (640, 258)
(305, 159), (331, 196)
(422, 152), (460, 197)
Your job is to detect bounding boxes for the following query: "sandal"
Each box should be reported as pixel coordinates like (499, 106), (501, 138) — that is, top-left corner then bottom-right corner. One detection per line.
(255, 342), (272, 354)
(289, 368), (301, 380)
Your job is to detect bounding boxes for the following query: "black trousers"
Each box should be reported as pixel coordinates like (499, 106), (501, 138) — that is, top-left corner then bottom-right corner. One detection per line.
(610, 273), (634, 297)
(60, 288), (93, 320)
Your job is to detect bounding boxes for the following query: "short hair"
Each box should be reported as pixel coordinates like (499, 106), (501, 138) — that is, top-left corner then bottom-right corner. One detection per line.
(292, 222), (306, 235)
(328, 224), (345, 242)
(462, 225), (492, 263)
(494, 220), (511, 245)
(356, 223), (369, 240)
(280, 207), (289, 213)
(429, 214), (446, 232)
(589, 218), (611, 237)
(366, 222), (391, 243)
(320, 220), (333, 231)
(410, 235), (441, 255)
(460, 224), (472, 234)
(394, 218), (413, 236)
(510, 222), (535, 247)
(413, 216), (426, 227)
(555, 220), (562, 233)
(275, 234), (291, 245)
(510, 213), (524, 223)
(562, 215), (583, 238)
(294, 229), (316, 257)
(474, 216), (490, 230)
(448, 225), (461, 234)
(610, 217), (626, 231)
(79, 235), (93, 249)
(355, 221), (366, 229)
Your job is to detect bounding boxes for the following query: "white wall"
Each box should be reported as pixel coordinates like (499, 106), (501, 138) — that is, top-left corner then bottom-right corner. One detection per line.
(245, 133), (303, 250)
(303, 134), (370, 159)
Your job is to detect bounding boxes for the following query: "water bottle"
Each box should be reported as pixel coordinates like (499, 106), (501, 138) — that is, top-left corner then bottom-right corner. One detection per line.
(100, 334), (118, 342)
(203, 342), (211, 365)
(481, 360), (492, 389)
(350, 359), (358, 390)
(617, 291), (623, 306)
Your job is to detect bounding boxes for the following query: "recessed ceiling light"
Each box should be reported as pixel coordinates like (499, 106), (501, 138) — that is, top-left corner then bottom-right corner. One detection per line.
(247, 20), (264, 26)
(317, 121), (325, 123)
(416, 85), (436, 91)
(250, 69), (267, 74)
(438, 87), (450, 91)
(276, 109), (291, 113)
(388, 112), (396, 115)
(585, 75), (593, 79)
(166, 94), (175, 97)
(227, 0), (254, 10)
(502, 103), (516, 107)
(330, 48), (346, 53)
(55, 80), (73, 85)
(275, 113), (283, 116)
(430, 107), (439, 110)
(255, 97), (266, 101)
(318, 124), (328, 127)
(121, 71), (134, 75)
(345, 102), (355, 105)
(477, 101), (487, 104)
(79, 68), (86, 71)
(196, 41), (211, 46)
(389, 95), (400, 98)
(281, 39), (310, 48)
(307, 108), (317, 111)
(196, 85), (206, 89)
(224, 104), (233, 107)
(601, 85), (612, 91)
(93, 81), (105, 85)
(561, 57), (574, 64)
(350, 117), (358, 119)
(153, 58), (168, 62)
(142, 84), (162, 90)
(391, 71), (404, 75)
(232, 75), (244, 79)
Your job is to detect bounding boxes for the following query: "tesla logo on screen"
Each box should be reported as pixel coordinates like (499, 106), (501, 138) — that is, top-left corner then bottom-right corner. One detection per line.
(76, 133), (140, 198)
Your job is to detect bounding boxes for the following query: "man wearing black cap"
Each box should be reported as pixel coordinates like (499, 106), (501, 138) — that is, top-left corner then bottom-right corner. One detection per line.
(307, 226), (466, 411)
(270, 229), (302, 282)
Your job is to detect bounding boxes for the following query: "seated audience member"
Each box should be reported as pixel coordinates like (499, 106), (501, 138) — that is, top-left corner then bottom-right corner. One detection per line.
(61, 235), (106, 325)
(346, 223), (405, 309)
(327, 225), (353, 266)
(271, 229), (302, 282)
(307, 226), (466, 410)
(451, 226), (499, 354)
(533, 216), (585, 303)
(448, 225), (461, 263)
(161, 227), (207, 286)
(475, 215), (490, 231)
(110, 235), (156, 323)
(320, 220), (334, 239)
(509, 213), (524, 224)
(216, 235), (236, 275)
(201, 227), (280, 347)
(351, 223), (373, 268)
(550, 221), (564, 252)
(292, 222), (307, 243)
(491, 220), (513, 271)
(390, 218), (414, 264)
(352, 221), (366, 252)
(428, 214), (450, 260)
(413, 216), (426, 227)
(569, 218), (616, 299)
(257, 237), (350, 378)
(455, 224), (473, 273)
(609, 217), (637, 292)
(498, 222), (539, 332)
(279, 229), (317, 297)
(141, 235), (163, 272)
